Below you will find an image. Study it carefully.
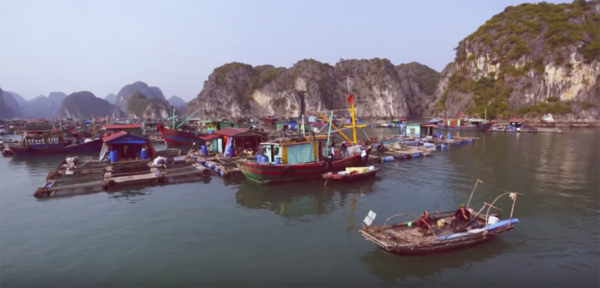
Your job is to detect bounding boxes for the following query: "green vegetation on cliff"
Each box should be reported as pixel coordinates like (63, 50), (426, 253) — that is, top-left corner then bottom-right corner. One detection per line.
(127, 91), (168, 118)
(438, 0), (598, 119)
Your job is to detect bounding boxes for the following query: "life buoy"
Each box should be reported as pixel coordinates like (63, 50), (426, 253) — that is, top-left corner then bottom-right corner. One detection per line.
(282, 166), (294, 177)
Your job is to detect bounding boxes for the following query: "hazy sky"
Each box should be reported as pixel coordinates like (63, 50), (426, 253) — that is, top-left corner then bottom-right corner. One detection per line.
(1, 0), (566, 102)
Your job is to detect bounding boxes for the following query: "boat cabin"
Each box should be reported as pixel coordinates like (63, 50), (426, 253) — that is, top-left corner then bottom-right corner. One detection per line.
(508, 118), (526, 130)
(22, 133), (69, 148)
(468, 118), (486, 126)
(214, 127), (267, 156)
(100, 131), (156, 162)
(103, 124), (143, 136)
(259, 135), (334, 164)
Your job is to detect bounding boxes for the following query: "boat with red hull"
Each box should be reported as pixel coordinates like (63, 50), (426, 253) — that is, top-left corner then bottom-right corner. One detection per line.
(238, 146), (371, 184)
(157, 125), (204, 145)
(3, 138), (103, 157)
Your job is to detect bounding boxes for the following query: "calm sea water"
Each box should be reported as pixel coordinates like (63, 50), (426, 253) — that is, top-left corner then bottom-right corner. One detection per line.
(1, 128), (598, 287)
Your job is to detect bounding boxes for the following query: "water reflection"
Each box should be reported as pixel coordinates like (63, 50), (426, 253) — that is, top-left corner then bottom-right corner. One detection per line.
(361, 240), (511, 283)
(235, 178), (379, 220)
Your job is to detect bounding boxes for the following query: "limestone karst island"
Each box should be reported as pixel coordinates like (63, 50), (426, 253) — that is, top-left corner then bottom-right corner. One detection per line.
(0, 1), (598, 287)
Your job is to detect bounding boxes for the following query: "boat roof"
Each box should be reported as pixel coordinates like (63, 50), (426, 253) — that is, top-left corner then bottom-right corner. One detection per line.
(215, 127), (266, 137)
(469, 118), (485, 122)
(102, 131), (149, 144)
(103, 124), (142, 129)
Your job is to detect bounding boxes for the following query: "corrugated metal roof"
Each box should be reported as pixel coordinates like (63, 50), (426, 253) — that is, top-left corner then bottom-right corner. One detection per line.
(103, 124), (142, 129)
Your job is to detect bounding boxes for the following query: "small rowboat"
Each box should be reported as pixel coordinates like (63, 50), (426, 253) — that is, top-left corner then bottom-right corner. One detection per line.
(358, 179), (523, 256)
(323, 168), (381, 185)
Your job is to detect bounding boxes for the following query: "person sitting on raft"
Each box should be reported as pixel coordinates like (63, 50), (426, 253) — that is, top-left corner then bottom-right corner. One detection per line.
(451, 204), (471, 227)
(417, 211), (434, 233)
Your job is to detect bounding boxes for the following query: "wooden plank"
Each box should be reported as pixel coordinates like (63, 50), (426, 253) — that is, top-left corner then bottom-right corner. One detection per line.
(112, 173), (158, 183)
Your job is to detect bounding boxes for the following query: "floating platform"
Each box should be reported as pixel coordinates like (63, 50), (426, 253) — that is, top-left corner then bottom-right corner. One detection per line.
(187, 153), (247, 179)
(34, 154), (212, 198)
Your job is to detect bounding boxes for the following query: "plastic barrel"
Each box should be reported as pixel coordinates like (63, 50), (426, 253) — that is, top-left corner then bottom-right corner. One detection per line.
(140, 148), (149, 160)
(383, 156), (394, 162)
(208, 130), (214, 134)
(228, 147), (235, 157)
(275, 157), (282, 165)
(109, 150), (119, 163)
(447, 133), (452, 139)
(201, 145), (208, 156)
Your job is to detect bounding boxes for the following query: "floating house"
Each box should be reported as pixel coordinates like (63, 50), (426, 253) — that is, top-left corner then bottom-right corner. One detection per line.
(103, 124), (143, 136)
(213, 127), (267, 156)
(405, 123), (422, 137)
(204, 119), (240, 133)
(100, 131), (156, 162)
(276, 119), (299, 131)
(508, 118), (526, 130)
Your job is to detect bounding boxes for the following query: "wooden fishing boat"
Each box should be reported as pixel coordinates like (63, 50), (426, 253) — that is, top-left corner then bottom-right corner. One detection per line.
(157, 107), (204, 145)
(157, 125), (204, 145)
(358, 180), (523, 256)
(237, 140), (371, 184)
(323, 167), (381, 182)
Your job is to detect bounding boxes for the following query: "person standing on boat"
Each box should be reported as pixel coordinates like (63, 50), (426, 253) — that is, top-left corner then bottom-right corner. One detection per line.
(330, 144), (336, 159)
(360, 147), (368, 165)
(451, 204), (471, 227)
(340, 142), (347, 158)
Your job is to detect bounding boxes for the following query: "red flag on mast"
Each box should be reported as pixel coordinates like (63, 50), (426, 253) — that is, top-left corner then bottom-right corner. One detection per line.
(347, 94), (355, 104)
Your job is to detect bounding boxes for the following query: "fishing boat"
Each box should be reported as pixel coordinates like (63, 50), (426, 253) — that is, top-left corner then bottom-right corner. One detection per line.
(157, 107), (204, 145)
(2, 120), (103, 157)
(358, 180), (522, 256)
(323, 166), (381, 183)
(237, 84), (372, 184)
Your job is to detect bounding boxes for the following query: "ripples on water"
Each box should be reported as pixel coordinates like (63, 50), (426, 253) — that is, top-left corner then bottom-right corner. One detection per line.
(0, 129), (598, 287)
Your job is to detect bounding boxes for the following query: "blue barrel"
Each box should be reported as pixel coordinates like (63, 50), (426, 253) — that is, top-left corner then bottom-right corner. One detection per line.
(228, 147), (235, 157)
(201, 145), (208, 156)
(447, 133), (452, 139)
(109, 150), (119, 163)
(262, 155), (269, 163)
(140, 148), (149, 160)
(441, 144), (448, 150)
(275, 157), (282, 165)
(208, 130), (214, 134)
(383, 156), (394, 162)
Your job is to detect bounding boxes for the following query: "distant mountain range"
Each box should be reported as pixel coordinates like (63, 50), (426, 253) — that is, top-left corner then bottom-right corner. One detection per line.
(1, 81), (189, 119)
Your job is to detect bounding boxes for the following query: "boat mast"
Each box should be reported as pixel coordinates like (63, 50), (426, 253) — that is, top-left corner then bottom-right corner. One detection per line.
(92, 115), (97, 136)
(347, 77), (357, 145)
(171, 107), (176, 129)
(326, 110), (334, 151)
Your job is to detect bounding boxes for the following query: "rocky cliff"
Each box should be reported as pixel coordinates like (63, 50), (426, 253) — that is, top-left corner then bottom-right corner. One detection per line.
(0, 88), (24, 119)
(126, 91), (173, 118)
(115, 81), (168, 114)
(433, 0), (600, 120)
(187, 59), (441, 118)
(167, 96), (186, 107)
(59, 91), (125, 118)
(6, 91), (27, 108)
(20, 92), (66, 119)
(105, 93), (117, 104)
